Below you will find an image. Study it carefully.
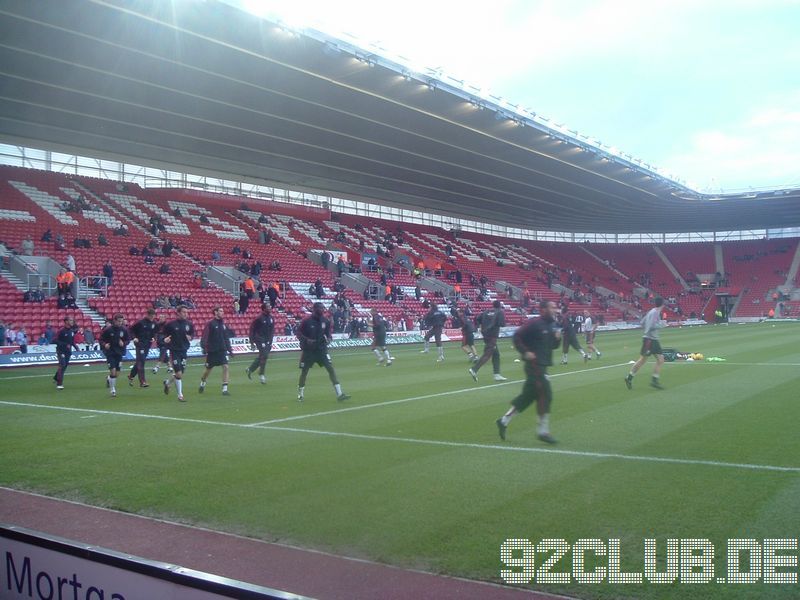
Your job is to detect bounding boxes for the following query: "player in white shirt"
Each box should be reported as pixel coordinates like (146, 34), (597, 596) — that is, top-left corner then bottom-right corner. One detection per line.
(583, 310), (601, 359)
(625, 297), (667, 390)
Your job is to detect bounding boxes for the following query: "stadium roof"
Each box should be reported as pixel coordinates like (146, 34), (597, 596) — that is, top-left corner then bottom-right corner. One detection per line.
(1, 0), (798, 234)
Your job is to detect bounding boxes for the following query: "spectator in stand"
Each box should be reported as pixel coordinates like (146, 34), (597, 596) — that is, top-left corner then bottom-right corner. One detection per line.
(21, 236), (34, 256)
(98, 233), (109, 246)
(144, 255), (155, 265)
(267, 282), (279, 308)
(314, 279), (325, 299)
(56, 269), (69, 294)
(162, 240), (173, 257)
(73, 327), (85, 349)
(42, 322), (56, 344)
(41, 229), (53, 242)
(5, 323), (16, 346)
(103, 260), (114, 286)
(238, 287), (250, 314)
(159, 263), (171, 274)
(54, 232), (65, 250)
(211, 250), (221, 262)
(23, 287), (44, 302)
(199, 214), (210, 224)
(58, 291), (76, 309)
(15, 328), (28, 353)
(66, 253), (76, 273)
(129, 245), (139, 255)
(243, 276), (256, 298)
(84, 327), (95, 350)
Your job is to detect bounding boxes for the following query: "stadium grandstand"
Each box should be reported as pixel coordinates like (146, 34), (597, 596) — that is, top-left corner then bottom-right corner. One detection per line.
(1, 1), (800, 597)
(1, 0), (798, 345)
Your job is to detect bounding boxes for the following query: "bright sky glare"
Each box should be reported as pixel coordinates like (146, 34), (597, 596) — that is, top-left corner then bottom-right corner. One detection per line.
(239, 0), (800, 193)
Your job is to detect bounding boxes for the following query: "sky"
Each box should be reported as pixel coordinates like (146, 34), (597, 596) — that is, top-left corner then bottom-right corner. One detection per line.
(239, 0), (800, 193)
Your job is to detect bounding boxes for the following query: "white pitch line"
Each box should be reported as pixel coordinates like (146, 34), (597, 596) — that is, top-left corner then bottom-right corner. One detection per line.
(257, 424), (800, 474)
(1, 399), (797, 474)
(0, 400), (253, 429)
(248, 361), (630, 426)
(0, 351), (370, 381)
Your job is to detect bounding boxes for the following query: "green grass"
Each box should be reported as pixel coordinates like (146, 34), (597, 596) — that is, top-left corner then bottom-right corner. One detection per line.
(2, 321), (799, 599)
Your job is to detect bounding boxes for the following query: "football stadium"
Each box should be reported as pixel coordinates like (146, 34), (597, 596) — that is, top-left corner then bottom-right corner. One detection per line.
(1, 2), (799, 599)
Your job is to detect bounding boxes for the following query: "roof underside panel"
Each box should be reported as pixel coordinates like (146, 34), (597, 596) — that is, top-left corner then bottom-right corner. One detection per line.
(0, 0), (798, 233)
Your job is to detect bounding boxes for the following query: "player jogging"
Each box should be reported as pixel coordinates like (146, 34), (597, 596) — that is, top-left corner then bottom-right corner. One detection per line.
(128, 308), (158, 387)
(246, 303), (275, 384)
(162, 305), (195, 402)
(495, 300), (562, 444)
(53, 316), (79, 390)
(625, 296), (667, 390)
(421, 302), (447, 362)
(456, 308), (478, 363)
(558, 308), (589, 364)
(100, 313), (130, 398)
(152, 317), (172, 375)
(583, 310), (601, 359)
(296, 302), (350, 402)
(199, 306), (233, 396)
(469, 300), (507, 382)
(370, 308), (393, 366)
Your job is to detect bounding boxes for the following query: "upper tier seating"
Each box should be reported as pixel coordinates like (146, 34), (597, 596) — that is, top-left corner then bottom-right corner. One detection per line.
(2, 165), (795, 342)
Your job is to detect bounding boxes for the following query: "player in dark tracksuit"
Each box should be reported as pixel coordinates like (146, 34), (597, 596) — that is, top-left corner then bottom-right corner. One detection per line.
(152, 317), (171, 375)
(469, 300), (507, 382)
(421, 302), (448, 362)
(246, 303), (275, 384)
(296, 302), (350, 402)
(128, 309), (158, 387)
(53, 316), (79, 389)
(495, 300), (562, 444)
(162, 305), (196, 402)
(100, 313), (130, 398)
(559, 308), (589, 364)
(370, 308), (392, 366)
(456, 308), (478, 362)
(199, 306), (233, 396)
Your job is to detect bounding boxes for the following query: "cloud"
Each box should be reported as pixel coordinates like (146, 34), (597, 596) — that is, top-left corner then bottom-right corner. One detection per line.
(662, 91), (800, 191)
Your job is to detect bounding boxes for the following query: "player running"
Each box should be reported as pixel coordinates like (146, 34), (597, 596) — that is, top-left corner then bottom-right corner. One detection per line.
(469, 300), (507, 382)
(246, 303), (275, 384)
(370, 308), (393, 366)
(100, 313), (130, 398)
(625, 297), (667, 390)
(296, 302), (350, 402)
(495, 300), (562, 444)
(420, 302), (447, 362)
(456, 308), (478, 363)
(128, 308), (158, 387)
(558, 308), (589, 364)
(583, 310), (601, 359)
(162, 305), (195, 402)
(152, 316), (172, 375)
(53, 316), (79, 390)
(199, 306), (233, 396)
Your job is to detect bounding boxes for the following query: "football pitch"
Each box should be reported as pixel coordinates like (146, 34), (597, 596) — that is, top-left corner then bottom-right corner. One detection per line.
(1, 321), (799, 600)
